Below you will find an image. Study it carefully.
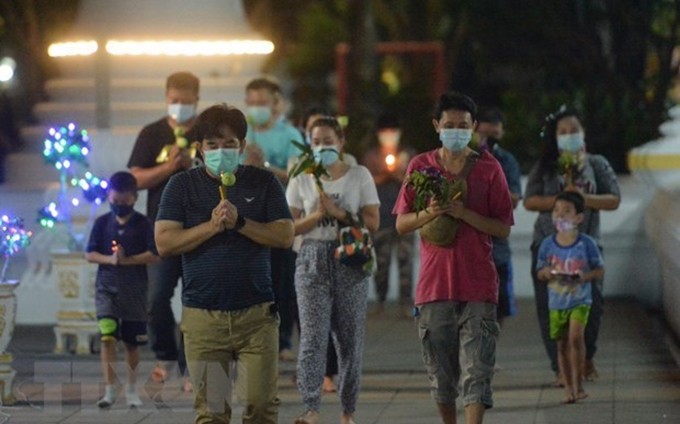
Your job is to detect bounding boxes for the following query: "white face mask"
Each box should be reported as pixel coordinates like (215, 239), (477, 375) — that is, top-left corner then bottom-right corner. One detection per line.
(312, 145), (340, 167)
(553, 217), (576, 233)
(557, 132), (585, 153)
(168, 103), (196, 124)
(440, 128), (472, 152)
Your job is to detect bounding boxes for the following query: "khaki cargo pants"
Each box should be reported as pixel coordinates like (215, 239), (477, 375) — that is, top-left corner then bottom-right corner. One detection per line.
(181, 302), (280, 424)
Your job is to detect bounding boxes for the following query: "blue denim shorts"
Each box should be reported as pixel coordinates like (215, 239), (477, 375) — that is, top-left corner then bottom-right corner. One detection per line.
(415, 301), (499, 408)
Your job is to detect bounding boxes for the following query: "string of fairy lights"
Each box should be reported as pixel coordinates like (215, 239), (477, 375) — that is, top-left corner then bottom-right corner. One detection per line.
(38, 123), (109, 228)
(2, 122), (110, 280)
(0, 215), (32, 282)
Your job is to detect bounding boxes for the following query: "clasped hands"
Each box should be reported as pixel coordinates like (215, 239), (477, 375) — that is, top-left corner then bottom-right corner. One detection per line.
(211, 200), (240, 232)
(427, 197), (465, 219)
(109, 243), (126, 266)
(314, 193), (345, 221)
(167, 144), (192, 171)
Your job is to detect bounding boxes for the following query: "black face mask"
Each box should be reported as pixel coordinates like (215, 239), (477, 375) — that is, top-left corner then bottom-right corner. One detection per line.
(110, 203), (134, 218)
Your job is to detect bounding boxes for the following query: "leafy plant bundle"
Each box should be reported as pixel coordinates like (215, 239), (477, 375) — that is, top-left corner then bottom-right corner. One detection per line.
(557, 151), (585, 187)
(288, 140), (329, 193)
(405, 166), (459, 215)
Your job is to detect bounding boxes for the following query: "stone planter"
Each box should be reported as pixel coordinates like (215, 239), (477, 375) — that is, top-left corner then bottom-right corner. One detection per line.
(0, 280), (20, 405)
(51, 252), (98, 354)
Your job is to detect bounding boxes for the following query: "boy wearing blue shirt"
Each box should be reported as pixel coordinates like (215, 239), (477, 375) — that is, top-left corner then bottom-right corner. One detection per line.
(85, 171), (159, 408)
(536, 191), (604, 404)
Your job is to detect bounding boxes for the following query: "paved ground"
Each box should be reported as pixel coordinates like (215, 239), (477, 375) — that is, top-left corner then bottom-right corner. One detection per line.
(1, 298), (679, 423)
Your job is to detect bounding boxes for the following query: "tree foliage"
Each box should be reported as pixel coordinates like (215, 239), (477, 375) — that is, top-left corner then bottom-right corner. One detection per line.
(244, 0), (680, 172)
(2, 1), (677, 173)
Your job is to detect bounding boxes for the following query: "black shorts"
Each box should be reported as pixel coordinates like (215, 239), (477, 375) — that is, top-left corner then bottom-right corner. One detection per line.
(97, 316), (148, 346)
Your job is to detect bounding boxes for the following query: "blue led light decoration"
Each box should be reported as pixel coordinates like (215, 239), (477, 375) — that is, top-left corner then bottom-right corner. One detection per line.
(37, 122), (112, 254)
(1, 215), (32, 282)
(37, 202), (60, 229)
(40, 123), (92, 232)
(78, 172), (108, 205)
(42, 123), (91, 171)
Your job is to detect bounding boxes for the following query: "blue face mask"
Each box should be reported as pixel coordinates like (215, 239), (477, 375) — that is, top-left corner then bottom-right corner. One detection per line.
(557, 132), (585, 153)
(312, 146), (340, 167)
(167, 103), (196, 124)
(204, 148), (240, 176)
(440, 128), (472, 152)
(246, 106), (272, 126)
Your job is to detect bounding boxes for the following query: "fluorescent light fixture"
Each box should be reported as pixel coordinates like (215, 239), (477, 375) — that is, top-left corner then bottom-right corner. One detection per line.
(48, 39), (274, 57)
(47, 41), (99, 57)
(106, 40), (274, 56)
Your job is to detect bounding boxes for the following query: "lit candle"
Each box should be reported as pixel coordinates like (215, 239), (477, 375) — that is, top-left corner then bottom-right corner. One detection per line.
(385, 154), (396, 171)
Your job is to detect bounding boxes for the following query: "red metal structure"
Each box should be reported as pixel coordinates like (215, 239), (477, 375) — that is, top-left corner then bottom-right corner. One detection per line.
(335, 41), (447, 114)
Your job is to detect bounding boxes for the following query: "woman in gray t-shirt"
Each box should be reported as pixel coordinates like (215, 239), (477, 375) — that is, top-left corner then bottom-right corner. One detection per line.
(524, 106), (620, 384)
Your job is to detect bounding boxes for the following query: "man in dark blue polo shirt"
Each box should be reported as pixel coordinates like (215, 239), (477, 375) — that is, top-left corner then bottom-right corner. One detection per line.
(476, 107), (522, 327)
(155, 104), (294, 424)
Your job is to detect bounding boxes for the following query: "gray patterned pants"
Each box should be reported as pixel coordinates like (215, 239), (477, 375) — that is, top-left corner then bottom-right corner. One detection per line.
(295, 240), (369, 414)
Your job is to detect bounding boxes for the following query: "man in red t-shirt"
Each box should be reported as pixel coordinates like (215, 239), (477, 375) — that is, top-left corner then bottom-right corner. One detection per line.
(393, 92), (514, 424)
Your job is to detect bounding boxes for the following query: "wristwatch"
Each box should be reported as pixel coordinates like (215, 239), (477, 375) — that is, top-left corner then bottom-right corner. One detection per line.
(233, 214), (246, 231)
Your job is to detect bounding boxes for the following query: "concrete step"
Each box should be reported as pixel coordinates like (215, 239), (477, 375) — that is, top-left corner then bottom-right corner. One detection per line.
(4, 152), (59, 186)
(52, 54), (265, 79)
(44, 76), (252, 103)
(33, 101), (163, 128)
(31, 98), (249, 126)
(0, 179), (59, 210)
(32, 97), (249, 131)
(20, 124), (140, 153)
(7, 129), (139, 182)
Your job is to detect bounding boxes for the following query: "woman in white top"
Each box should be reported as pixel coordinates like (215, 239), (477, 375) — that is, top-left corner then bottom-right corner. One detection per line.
(286, 116), (379, 424)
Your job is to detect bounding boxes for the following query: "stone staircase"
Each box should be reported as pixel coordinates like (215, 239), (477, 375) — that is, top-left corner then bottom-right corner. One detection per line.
(2, 72), (263, 268)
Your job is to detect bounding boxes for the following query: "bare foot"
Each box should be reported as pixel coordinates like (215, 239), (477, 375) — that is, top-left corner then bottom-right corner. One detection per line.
(340, 413), (356, 424)
(369, 303), (385, 317)
(294, 410), (320, 424)
(322, 376), (337, 393)
(576, 390), (589, 401)
(552, 373), (565, 388)
(150, 362), (169, 383)
(561, 393), (576, 404)
(584, 359), (599, 381)
(399, 304), (413, 320)
(279, 349), (297, 362)
(181, 377), (193, 393)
